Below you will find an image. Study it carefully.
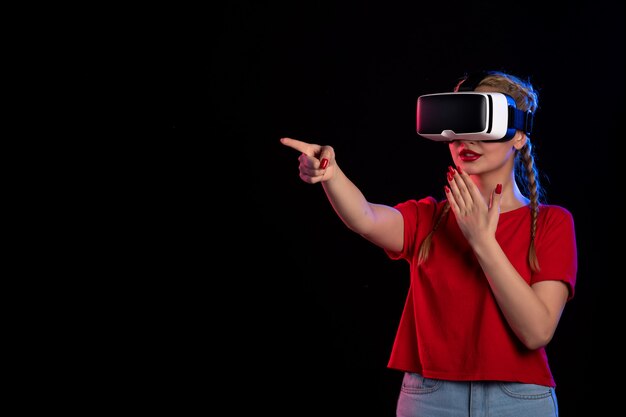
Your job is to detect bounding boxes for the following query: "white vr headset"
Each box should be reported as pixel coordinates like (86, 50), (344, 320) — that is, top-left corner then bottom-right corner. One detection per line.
(416, 92), (534, 142)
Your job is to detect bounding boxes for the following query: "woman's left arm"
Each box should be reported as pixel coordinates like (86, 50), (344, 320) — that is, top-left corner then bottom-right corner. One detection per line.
(446, 169), (571, 350)
(471, 240), (569, 350)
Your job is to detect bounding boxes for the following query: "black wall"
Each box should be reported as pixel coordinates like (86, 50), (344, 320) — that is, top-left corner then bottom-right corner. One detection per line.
(148, 2), (623, 415)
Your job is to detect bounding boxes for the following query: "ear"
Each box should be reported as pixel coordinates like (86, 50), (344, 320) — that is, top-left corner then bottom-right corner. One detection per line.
(513, 132), (527, 150)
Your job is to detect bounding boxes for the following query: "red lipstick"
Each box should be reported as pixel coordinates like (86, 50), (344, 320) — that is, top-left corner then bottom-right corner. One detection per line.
(459, 149), (481, 162)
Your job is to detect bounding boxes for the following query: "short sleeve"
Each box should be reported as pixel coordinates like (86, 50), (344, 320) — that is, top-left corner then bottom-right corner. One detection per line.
(384, 196), (439, 262)
(532, 206), (578, 300)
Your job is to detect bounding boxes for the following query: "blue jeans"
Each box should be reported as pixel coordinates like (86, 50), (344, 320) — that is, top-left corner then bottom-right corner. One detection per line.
(396, 372), (558, 417)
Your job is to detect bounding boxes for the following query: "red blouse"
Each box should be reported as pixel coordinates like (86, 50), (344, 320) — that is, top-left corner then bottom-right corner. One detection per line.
(385, 197), (577, 387)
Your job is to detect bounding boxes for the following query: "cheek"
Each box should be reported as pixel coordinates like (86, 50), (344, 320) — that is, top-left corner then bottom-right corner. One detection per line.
(485, 144), (515, 159)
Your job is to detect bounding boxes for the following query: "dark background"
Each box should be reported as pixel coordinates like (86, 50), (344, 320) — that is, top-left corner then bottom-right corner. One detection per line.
(143, 1), (623, 415)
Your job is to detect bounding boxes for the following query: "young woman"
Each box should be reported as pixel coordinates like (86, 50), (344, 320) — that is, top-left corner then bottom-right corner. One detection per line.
(280, 70), (577, 417)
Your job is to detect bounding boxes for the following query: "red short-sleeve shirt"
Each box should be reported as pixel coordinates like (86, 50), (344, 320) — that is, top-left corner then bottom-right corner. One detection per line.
(385, 197), (577, 387)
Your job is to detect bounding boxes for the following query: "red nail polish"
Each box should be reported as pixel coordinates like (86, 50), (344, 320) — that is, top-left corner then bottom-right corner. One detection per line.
(456, 165), (463, 174)
(448, 166), (455, 175)
(495, 183), (502, 194)
(447, 172), (453, 182)
(444, 185), (450, 193)
(320, 158), (329, 169)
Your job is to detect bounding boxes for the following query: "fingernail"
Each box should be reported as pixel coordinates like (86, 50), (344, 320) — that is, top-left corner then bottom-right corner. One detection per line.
(448, 165), (455, 175)
(495, 183), (502, 194)
(447, 172), (453, 182)
(456, 165), (463, 174)
(320, 158), (329, 169)
(444, 185), (450, 194)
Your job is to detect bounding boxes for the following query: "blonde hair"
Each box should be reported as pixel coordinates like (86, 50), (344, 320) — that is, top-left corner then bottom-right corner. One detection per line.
(418, 71), (543, 272)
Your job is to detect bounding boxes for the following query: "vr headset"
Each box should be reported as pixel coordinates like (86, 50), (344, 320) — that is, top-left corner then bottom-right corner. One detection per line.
(416, 92), (534, 142)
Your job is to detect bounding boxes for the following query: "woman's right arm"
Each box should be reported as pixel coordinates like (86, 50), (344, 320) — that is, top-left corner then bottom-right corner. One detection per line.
(280, 137), (404, 252)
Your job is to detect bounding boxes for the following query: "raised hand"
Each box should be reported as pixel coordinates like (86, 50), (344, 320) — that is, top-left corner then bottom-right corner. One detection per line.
(444, 165), (503, 246)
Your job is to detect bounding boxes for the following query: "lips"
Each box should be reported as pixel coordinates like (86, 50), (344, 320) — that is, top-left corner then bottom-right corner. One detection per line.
(459, 149), (481, 162)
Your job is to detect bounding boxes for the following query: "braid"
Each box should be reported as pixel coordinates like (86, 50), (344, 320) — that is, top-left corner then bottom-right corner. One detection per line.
(518, 141), (543, 272)
(418, 202), (451, 264)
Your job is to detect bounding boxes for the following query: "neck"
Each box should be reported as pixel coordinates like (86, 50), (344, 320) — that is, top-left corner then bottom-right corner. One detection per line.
(472, 173), (529, 213)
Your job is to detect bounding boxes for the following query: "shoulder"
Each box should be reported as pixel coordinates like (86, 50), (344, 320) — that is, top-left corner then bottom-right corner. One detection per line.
(395, 196), (444, 212)
(394, 196), (446, 222)
(538, 204), (575, 222)
(537, 204), (576, 237)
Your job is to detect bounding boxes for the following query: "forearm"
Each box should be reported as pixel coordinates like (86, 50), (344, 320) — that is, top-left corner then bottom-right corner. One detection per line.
(472, 238), (557, 349)
(321, 165), (376, 234)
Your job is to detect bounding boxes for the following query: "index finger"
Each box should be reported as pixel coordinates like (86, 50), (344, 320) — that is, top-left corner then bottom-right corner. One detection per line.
(280, 137), (319, 156)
